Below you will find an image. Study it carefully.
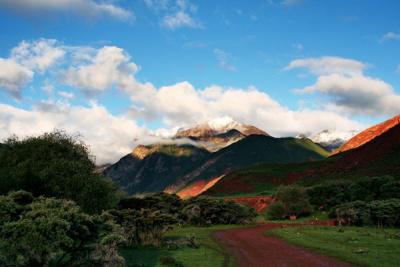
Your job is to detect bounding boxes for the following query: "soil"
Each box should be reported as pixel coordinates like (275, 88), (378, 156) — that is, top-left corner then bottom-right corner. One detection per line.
(214, 223), (354, 267)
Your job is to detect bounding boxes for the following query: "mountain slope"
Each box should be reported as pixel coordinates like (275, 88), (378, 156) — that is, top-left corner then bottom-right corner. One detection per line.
(204, 118), (400, 197)
(166, 135), (329, 198)
(331, 115), (400, 156)
(103, 144), (210, 195)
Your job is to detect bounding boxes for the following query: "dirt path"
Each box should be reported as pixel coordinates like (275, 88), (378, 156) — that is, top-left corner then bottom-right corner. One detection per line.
(214, 223), (354, 267)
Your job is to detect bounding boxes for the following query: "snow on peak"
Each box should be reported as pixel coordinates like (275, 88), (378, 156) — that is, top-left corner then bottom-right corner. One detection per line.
(206, 116), (242, 132)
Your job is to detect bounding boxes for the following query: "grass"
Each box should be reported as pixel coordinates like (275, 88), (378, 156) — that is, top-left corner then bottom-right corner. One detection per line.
(270, 225), (400, 267)
(120, 225), (239, 267)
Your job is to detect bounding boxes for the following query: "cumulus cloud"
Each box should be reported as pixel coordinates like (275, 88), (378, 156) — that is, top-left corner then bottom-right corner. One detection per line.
(0, 102), (145, 164)
(285, 56), (365, 76)
(214, 49), (236, 72)
(0, 0), (134, 21)
(287, 56), (400, 116)
(380, 32), (400, 43)
(0, 39), (64, 97)
(64, 46), (138, 93)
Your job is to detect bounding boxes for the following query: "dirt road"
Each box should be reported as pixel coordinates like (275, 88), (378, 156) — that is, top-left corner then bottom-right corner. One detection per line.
(214, 223), (354, 267)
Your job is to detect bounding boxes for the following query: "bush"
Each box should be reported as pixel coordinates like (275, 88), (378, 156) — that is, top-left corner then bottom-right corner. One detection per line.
(0, 131), (121, 213)
(180, 197), (257, 226)
(265, 201), (285, 220)
(0, 191), (124, 267)
(266, 185), (311, 220)
(332, 199), (400, 227)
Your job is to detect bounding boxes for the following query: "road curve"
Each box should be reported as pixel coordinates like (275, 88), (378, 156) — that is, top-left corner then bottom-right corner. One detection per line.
(213, 223), (354, 267)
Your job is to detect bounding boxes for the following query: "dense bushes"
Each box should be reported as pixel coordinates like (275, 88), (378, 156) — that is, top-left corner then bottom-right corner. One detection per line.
(181, 197), (257, 225)
(0, 131), (121, 213)
(307, 176), (400, 211)
(0, 191), (125, 267)
(266, 185), (311, 220)
(333, 199), (400, 227)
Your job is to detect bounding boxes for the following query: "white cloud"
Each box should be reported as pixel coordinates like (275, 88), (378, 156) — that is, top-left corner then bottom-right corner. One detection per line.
(287, 56), (400, 116)
(58, 91), (75, 99)
(0, 59), (33, 97)
(0, 39), (64, 97)
(380, 32), (400, 43)
(162, 10), (202, 29)
(0, 0), (134, 21)
(214, 49), (236, 72)
(0, 102), (145, 164)
(285, 56), (365, 76)
(11, 39), (65, 72)
(64, 46), (138, 93)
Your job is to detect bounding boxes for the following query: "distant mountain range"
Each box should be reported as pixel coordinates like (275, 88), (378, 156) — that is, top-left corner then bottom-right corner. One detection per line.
(204, 115), (400, 197)
(300, 129), (358, 152)
(103, 118), (328, 196)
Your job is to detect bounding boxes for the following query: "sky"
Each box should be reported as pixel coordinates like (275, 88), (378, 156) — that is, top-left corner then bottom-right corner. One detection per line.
(0, 0), (400, 164)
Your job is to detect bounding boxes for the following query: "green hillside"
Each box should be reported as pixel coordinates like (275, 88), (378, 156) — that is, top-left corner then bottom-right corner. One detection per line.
(170, 135), (329, 194)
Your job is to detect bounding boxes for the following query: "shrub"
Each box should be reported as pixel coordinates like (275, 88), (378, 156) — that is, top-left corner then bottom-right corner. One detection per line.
(333, 201), (370, 226)
(0, 191), (124, 267)
(266, 185), (311, 220)
(265, 201), (285, 220)
(180, 197), (257, 226)
(0, 131), (121, 213)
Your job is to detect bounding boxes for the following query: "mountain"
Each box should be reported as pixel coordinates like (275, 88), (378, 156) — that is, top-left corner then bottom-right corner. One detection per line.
(103, 144), (210, 195)
(165, 135), (329, 198)
(204, 115), (400, 197)
(303, 129), (358, 152)
(174, 117), (268, 152)
(104, 124), (328, 196)
(331, 115), (400, 156)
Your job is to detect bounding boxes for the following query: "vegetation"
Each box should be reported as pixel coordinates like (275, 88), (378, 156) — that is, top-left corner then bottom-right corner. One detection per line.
(0, 131), (121, 213)
(0, 191), (125, 267)
(270, 226), (400, 267)
(120, 225), (238, 267)
(265, 185), (311, 220)
(333, 199), (400, 227)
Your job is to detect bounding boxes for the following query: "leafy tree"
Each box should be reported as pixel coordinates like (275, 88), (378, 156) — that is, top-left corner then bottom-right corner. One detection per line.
(0, 131), (120, 213)
(379, 181), (400, 199)
(266, 185), (311, 219)
(0, 191), (125, 267)
(265, 201), (286, 220)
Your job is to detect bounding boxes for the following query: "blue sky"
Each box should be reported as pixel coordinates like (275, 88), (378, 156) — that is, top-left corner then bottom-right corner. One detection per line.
(0, 0), (399, 163)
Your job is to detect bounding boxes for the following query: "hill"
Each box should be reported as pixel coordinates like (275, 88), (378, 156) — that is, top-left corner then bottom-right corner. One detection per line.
(165, 135), (329, 198)
(103, 144), (210, 195)
(204, 116), (400, 197)
(104, 134), (328, 196)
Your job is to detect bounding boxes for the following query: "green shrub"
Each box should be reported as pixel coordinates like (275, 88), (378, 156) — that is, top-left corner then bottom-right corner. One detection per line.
(0, 131), (121, 213)
(0, 191), (124, 267)
(266, 185), (311, 220)
(265, 201), (285, 220)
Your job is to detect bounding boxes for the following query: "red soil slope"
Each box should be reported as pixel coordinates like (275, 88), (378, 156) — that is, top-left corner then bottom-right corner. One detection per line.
(332, 114), (400, 156)
(229, 196), (273, 213)
(214, 223), (354, 267)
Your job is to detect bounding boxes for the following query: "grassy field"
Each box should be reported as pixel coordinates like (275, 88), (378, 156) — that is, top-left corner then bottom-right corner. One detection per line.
(270, 225), (400, 267)
(120, 225), (239, 267)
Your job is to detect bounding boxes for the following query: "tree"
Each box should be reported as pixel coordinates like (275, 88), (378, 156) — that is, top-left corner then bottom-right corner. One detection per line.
(0, 131), (120, 213)
(0, 191), (125, 267)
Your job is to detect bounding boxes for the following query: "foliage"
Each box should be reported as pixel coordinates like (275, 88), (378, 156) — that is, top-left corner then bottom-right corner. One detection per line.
(0, 191), (124, 267)
(266, 185), (311, 220)
(271, 226), (400, 267)
(180, 197), (257, 225)
(265, 201), (286, 220)
(105, 208), (177, 247)
(333, 199), (400, 227)
(307, 176), (400, 211)
(0, 131), (121, 213)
